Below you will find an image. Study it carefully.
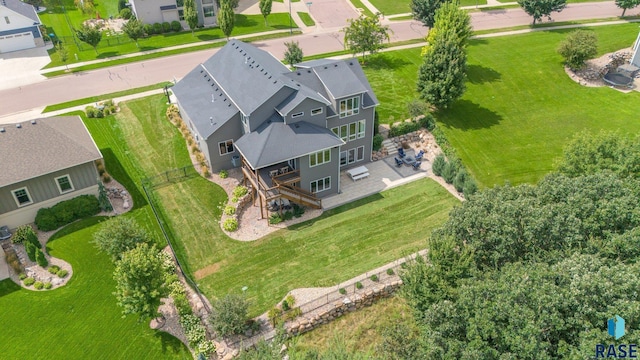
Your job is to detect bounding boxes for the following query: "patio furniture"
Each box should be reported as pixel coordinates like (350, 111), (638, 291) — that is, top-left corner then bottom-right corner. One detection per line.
(394, 157), (404, 167)
(412, 161), (422, 170)
(281, 198), (292, 210)
(415, 150), (424, 161)
(280, 166), (289, 174)
(268, 200), (280, 212)
(0, 226), (11, 241)
(269, 170), (279, 178)
(397, 148), (406, 158)
(347, 165), (370, 181)
(403, 156), (416, 166)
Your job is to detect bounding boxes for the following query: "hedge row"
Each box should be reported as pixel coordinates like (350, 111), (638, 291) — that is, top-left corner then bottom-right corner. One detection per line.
(35, 195), (100, 231)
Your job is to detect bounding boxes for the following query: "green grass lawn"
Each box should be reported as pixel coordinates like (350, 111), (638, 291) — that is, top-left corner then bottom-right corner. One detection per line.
(364, 23), (640, 187)
(297, 12), (316, 26)
(348, 0), (376, 17)
(367, 0), (410, 15)
(0, 218), (190, 359)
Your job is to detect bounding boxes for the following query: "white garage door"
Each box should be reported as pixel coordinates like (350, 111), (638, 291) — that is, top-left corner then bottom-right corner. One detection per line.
(0, 32), (35, 53)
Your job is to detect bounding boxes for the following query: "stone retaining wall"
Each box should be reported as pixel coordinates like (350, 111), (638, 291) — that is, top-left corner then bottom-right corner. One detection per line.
(285, 280), (403, 336)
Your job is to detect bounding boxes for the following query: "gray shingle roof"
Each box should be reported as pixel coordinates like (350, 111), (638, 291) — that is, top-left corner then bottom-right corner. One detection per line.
(0, 117), (102, 188)
(234, 120), (344, 169)
(1, 0), (40, 23)
(172, 64), (239, 139)
(312, 60), (367, 99)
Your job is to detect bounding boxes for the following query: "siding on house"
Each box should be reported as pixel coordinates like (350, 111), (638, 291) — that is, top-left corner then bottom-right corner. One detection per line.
(297, 147), (340, 196)
(205, 113), (243, 172)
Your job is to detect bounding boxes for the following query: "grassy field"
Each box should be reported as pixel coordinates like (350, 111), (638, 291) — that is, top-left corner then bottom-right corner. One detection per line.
(364, 23), (640, 187)
(298, 12), (316, 26)
(0, 218), (190, 359)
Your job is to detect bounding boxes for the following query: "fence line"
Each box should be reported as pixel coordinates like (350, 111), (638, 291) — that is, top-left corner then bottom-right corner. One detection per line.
(141, 167), (210, 313)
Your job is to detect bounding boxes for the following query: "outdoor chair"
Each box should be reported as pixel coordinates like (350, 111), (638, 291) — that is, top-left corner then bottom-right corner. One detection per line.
(397, 148), (406, 158)
(268, 200), (280, 212)
(394, 157), (404, 167)
(412, 161), (422, 170)
(281, 198), (292, 210)
(415, 150), (424, 161)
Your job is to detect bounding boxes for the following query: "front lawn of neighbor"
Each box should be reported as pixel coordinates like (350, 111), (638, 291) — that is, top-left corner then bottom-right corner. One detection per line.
(0, 218), (190, 359)
(364, 23), (640, 187)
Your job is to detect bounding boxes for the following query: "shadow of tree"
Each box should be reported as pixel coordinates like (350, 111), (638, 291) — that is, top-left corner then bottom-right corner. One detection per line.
(467, 64), (501, 84)
(154, 330), (187, 355)
(0, 279), (21, 298)
(101, 148), (148, 208)
(437, 99), (502, 130)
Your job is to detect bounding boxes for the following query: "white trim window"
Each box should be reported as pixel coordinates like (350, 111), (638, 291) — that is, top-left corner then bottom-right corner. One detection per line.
(309, 149), (331, 167)
(341, 146), (365, 166)
(310, 176), (331, 193)
(331, 125), (348, 142)
(311, 107), (323, 116)
(12, 187), (33, 207)
(339, 96), (360, 118)
(349, 122), (357, 141)
(357, 120), (366, 139)
(55, 175), (75, 194)
(291, 112), (304, 119)
(219, 139), (234, 155)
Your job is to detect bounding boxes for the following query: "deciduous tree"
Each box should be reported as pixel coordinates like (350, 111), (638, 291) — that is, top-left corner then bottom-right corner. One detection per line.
(411, 0), (444, 28)
(424, 0), (472, 50)
(615, 0), (640, 16)
(113, 243), (170, 320)
(209, 293), (250, 336)
(557, 29), (597, 70)
(283, 41), (303, 66)
(259, 0), (272, 26)
(218, 0), (235, 40)
(184, 0), (199, 35)
(122, 18), (145, 47)
(517, 0), (567, 25)
(343, 15), (391, 60)
(75, 24), (102, 54)
(58, 43), (69, 70)
(93, 217), (152, 261)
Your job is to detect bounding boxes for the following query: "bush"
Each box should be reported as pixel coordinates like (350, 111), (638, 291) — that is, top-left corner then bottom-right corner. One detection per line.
(281, 299), (290, 311)
(223, 205), (236, 215)
(223, 218), (238, 232)
(374, 110), (380, 135)
(44, 282), (52, 290)
(463, 178), (478, 198)
(373, 134), (384, 151)
(284, 294), (296, 309)
(12, 225), (38, 245)
(267, 307), (282, 326)
(181, 314), (216, 357)
(339, 288), (347, 295)
(162, 22), (171, 33)
(282, 307), (302, 321)
(283, 211), (293, 221)
(85, 106), (97, 118)
(269, 213), (283, 224)
(25, 242), (37, 262)
(232, 185), (248, 198)
(557, 29), (598, 70)
(23, 277), (35, 286)
(102, 173), (112, 183)
(370, 274), (379, 282)
(49, 265), (61, 274)
(387, 268), (395, 275)
(209, 293), (251, 337)
(442, 161), (458, 184)
(35, 195), (100, 231)
(408, 99), (427, 119)
(153, 22), (163, 34)
(96, 109), (104, 118)
(171, 20), (182, 32)
(292, 204), (305, 218)
(93, 216), (152, 261)
(356, 282), (363, 289)
(19, 273), (27, 280)
(219, 169), (228, 178)
(419, 113), (436, 131)
(390, 121), (420, 137)
(453, 168), (467, 192)
(432, 154), (446, 176)
(34, 281), (44, 290)
(143, 23), (154, 35)
(35, 248), (48, 267)
(119, 8), (132, 19)
(57, 269), (68, 278)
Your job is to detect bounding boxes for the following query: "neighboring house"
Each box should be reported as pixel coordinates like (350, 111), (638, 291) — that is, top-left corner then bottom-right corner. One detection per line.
(129, 0), (217, 27)
(0, 0), (44, 53)
(172, 40), (378, 215)
(0, 117), (102, 229)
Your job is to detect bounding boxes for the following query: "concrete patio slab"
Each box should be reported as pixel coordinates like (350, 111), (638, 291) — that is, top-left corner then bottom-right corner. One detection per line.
(322, 152), (431, 210)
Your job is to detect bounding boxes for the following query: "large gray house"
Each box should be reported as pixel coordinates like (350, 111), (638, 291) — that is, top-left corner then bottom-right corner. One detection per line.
(0, 0), (44, 53)
(0, 117), (102, 229)
(172, 40), (378, 214)
(129, 0), (217, 27)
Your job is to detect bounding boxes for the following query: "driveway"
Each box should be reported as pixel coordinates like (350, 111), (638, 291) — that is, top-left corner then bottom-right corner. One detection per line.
(309, 0), (360, 30)
(0, 46), (51, 91)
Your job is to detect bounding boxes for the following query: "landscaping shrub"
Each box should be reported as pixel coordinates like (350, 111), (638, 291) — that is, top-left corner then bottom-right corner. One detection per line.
(370, 274), (379, 282)
(6, 251), (22, 274)
(356, 282), (363, 289)
(282, 299), (290, 311)
(96, 109), (104, 118)
(269, 213), (283, 224)
(442, 161), (458, 184)
(453, 168), (467, 193)
(284, 295), (296, 310)
(419, 113), (436, 131)
(12, 225), (38, 245)
(267, 307), (282, 326)
(96, 160), (106, 175)
(232, 185), (248, 198)
(387, 268), (395, 275)
(143, 23), (154, 35)
(282, 307), (302, 321)
(25, 241), (37, 262)
(35, 248), (48, 267)
(390, 121), (420, 137)
(23, 277), (35, 286)
(408, 99), (427, 119)
(102, 173), (112, 183)
(373, 134), (383, 151)
(119, 8), (132, 19)
(219, 169), (228, 179)
(463, 178), (478, 198)
(432, 154), (446, 176)
(374, 110), (380, 135)
(283, 211), (293, 221)
(171, 20), (182, 32)
(85, 106), (97, 118)
(103, 107), (111, 116)
(209, 293), (251, 337)
(223, 205), (236, 215)
(557, 30), (598, 70)
(292, 204), (305, 218)
(153, 22), (163, 34)
(180, 314), (216, 357)
(162, 22), (171, 33)
(93, 216), (152, 261)
(35, 195), (100, 231)
(44, 282), (52, 290)
(339, 288), (347, 295)
(49, 265), (61, 274)
(57, 269), (68, 278)
(34, 281), (44, 290)
(223, 218), (238, 232)
(19, 273), (27, 280)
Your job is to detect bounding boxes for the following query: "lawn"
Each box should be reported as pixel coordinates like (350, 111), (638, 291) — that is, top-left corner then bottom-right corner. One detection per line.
(297, 12), (316, 26)
(0, 217), (190, 359)
(364, 23), (640, 187)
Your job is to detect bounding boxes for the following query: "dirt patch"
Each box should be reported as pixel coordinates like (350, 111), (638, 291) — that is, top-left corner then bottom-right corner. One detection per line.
(194, 261), (224, 279)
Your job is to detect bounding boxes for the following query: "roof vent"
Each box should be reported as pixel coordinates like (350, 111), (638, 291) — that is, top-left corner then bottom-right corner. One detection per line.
(307, 70), (311, 73)
(31, 119), (37, 125)
(210, 116), (213, 125)
(16, 123), (22, 128)
(0, 127), (5, 133)
(296, 72), (300, 75)
(245, 57), (248, 64)
(349, 62), (353, 65)
(212, 94), (215, 103)
(324, 66), (327, 69)
(334, 64), (338, 67)
(200, 70), (204, 73)
(294, 124), (300, 128)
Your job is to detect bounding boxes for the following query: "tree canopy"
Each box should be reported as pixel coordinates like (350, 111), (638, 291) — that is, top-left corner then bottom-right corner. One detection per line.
(93, 216), (152, 261)
(219, 0), (235, 40)
(75, 24), (102, 54)
(259, 0), (272, 26)
(283, 41), (303, 66)
(122, 18), (145, 47)
(343, 15), (391, 60)
(517, 0), (567, 25)
(615, 0), (640, 16)
(557, 29), (598, 70)
(184, 0), (199, 34)
(411, 0), (445, 28)
(209, 293), (250, 336)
